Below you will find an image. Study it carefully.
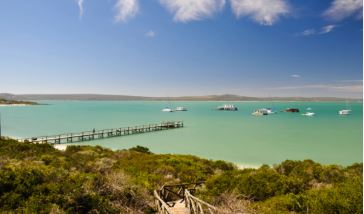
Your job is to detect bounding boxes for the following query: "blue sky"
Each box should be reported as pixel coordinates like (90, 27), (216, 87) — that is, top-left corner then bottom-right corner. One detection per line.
(0, 0), (362, 98)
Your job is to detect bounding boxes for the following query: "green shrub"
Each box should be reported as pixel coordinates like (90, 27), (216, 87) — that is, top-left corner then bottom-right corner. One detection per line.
(0, 138), (362, 213)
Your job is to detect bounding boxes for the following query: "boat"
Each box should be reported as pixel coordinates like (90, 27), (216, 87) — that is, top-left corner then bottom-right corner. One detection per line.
(175, 106), (187, 111)
(302, 112), (315, 116)
(162, 97), (174, 112)
(252, 109), (268, 116)
(266, 108), (276, 114)
(283, 108), (300, 113)
(339, 101), (351, 115)
(306, 107), (312, 111)
(216, 104), (238, 111)
(339, 109), (351, 115)
(162, 107), (174, 112)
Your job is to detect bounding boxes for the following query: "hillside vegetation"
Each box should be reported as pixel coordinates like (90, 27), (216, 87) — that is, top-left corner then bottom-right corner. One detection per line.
(0, 98), (37, 105)
(0, 138), (362, 213)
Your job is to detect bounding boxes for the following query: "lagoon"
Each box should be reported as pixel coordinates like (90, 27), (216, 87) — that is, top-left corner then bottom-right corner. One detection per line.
(0, 101), (362, 167)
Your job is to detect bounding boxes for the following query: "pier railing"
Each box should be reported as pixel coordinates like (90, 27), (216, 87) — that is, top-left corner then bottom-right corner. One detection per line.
(21, 121), (183, 144)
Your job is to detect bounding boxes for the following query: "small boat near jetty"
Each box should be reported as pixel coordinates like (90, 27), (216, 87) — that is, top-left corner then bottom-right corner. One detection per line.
(216, 104), (238, 111)
(162, 107), (174, 112)
(175, 106), (188, 111)
(284, 108), (300, 113)
(302, 112), (315, 116)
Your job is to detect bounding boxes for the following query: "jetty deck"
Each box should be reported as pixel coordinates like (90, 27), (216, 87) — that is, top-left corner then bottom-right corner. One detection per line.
(21, 121), (183, 144)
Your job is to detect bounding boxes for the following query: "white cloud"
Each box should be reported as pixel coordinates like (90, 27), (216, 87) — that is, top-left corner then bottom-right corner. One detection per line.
(76, 0), (84, 18)
(319, 24), (336, 34)
(299, 25), (336, 36)
(230, 0), (290, 26)
(323, 0), (363, 21)
(145, 30), (156, 38)
(159, 0), (226, 22)
(301, 29), (316, 36)
(291, 74), (301, 78)
(114, 0), (139, 23)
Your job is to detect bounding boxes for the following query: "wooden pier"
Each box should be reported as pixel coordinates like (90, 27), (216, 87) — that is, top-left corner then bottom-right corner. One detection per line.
(21, 121), (183, 144)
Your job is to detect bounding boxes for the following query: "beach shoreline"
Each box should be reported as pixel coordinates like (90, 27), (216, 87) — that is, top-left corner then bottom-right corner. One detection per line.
(0, 104), (30, 107)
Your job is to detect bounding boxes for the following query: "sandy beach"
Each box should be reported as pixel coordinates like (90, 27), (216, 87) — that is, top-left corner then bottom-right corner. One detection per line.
(0, 104), (29, 107)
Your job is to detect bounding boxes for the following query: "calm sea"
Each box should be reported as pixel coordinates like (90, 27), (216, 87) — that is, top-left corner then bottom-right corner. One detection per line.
(0, 101), (362, 167)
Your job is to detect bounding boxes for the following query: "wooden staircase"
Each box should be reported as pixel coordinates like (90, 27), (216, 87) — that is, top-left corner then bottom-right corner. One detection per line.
(154, 183), (218, 214)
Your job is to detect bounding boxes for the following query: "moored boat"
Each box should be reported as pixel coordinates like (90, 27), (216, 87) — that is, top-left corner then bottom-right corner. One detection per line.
(252, 109), (268, 116)
(339, 109), (351, 115)
(284, 108), (300, 113)
(302, 112), (315, 116)
(162, 107), (174, 112)
(175, 106), (187, 111)
(216, 104), (238, 111)
(339, 101), (351, 115)
(266, 108), (276, 114)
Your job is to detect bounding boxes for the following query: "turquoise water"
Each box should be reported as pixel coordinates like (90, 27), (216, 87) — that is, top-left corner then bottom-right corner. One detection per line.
(0, 101), (362, 166)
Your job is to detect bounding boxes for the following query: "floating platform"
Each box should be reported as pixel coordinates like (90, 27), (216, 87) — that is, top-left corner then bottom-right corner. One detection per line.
(20, 121), (183, 144)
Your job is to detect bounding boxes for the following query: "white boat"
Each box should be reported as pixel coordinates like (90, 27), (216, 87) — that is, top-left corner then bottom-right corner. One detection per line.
(266, 108), (276, 114)
(175, 106), (187, 111)
(306, 107), (312, 111)
(339, 101), (352, 115)
(302, 112), (315, 116)
(252, 109), (268, 116)
(339, 109), (351, 115)
(252, 108), (276, 116)
(216, 104), (238, 111)
(162, 107), (174, 112)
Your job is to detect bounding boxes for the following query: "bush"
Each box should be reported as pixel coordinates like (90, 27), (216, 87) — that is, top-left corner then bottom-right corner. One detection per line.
(0, 139), (362, 213)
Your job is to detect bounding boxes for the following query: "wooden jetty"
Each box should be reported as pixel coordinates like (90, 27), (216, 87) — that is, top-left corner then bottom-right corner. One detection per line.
(21, 121), (183, 144)
(154, 183), (218, 214)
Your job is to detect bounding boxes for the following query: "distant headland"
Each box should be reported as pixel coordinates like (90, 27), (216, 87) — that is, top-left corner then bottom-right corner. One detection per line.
(0, 93), (361, 102)
(0, 97), (38, 106)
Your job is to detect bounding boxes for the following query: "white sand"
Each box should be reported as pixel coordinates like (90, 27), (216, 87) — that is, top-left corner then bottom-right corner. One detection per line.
(235, 163), (261, 169)
(0, 104), (28, 107)
(53, 144), (68, 151)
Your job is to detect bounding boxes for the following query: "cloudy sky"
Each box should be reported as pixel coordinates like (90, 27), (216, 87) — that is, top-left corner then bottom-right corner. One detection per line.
(0, 0), (362, 98)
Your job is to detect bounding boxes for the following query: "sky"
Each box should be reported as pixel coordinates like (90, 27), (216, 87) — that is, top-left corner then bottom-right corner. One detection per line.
(0, 0), (362, 98)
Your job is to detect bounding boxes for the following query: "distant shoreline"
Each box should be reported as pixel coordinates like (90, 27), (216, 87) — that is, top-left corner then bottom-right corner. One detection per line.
(1, 93), (362, 102)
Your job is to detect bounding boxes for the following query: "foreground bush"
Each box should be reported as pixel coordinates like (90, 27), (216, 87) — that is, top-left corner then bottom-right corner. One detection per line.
(0, 138), (362, 213)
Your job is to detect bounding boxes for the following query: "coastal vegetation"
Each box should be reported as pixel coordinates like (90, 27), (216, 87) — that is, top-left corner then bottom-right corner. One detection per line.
(0, 138), (362, 213)
(0, 98), (37, 105)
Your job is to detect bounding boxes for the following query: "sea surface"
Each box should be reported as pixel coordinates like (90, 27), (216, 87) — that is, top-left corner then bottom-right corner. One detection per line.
(0, 101), (362, 167)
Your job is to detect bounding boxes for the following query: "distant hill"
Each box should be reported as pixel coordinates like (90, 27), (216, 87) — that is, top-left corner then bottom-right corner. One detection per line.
(0, 93), (361, 102)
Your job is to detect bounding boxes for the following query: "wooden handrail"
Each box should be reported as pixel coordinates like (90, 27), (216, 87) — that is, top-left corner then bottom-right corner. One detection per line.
(159, 182), (205, 206)
(154, 190), (173, 214)
(161, 182), (204, 189)
(154, 182), (217, 214)
(185, 189), (217, 214)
